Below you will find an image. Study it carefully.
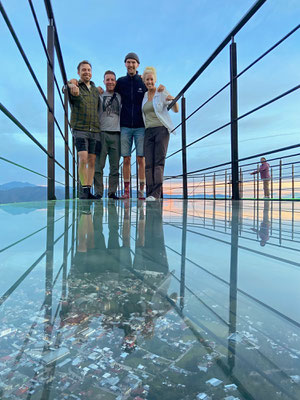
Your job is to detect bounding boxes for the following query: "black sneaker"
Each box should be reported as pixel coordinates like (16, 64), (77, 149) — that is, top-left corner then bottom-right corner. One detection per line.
(108, 193), (119, 200)
(88, 192), (97, 200)
(79, 187), (90, 199)
(94, 194), (103, 200)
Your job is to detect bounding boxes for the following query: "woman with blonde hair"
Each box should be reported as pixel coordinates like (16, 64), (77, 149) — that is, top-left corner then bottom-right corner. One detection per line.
(142, 67), (179, 201)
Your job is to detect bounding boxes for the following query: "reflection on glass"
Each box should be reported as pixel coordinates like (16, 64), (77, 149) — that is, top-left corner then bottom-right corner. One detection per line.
(0, 199), (299, 400)
(251, 200), (270, 246)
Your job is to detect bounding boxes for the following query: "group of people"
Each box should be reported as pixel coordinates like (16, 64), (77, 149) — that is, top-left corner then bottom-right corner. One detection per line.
(67, 52), (178, 201)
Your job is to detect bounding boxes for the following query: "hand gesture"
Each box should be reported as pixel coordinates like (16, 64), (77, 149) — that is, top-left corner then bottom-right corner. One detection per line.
(68, 83), (79, 96)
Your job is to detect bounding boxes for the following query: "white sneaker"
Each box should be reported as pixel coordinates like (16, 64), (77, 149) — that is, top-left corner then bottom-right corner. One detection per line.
(146, 196), (156, 201)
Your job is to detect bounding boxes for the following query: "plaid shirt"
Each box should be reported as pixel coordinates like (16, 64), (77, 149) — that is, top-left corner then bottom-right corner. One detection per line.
(69, 80), (101, 133)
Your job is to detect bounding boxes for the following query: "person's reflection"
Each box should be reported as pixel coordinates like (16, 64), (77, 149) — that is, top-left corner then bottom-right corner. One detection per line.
(133, 201), (177, 322)
(60, 200), (177, 355)
(251, 200), (270, 246)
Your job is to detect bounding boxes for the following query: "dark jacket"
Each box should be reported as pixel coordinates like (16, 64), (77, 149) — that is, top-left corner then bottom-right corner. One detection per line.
(115, 73), (147, 128)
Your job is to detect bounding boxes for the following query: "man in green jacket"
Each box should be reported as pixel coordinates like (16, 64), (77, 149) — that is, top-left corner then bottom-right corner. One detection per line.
(68, 60), (101, 199)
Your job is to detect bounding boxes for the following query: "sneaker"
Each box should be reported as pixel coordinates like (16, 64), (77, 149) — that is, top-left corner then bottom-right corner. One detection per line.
(79, 187), (90, 200)
(121, 191), (130, 199)
(88, 192), (97, 200)
(138, 190), (145, 200)
(108, 193), (119, 200)
(94, 194), (102, 200)
(146, 196), (156, 201)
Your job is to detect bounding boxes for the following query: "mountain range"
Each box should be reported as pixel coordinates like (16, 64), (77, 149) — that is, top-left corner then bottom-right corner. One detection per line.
(0, 182), (66, 204)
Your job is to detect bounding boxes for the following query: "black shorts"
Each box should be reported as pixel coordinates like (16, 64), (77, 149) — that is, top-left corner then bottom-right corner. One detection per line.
(73, 130), (98, 154)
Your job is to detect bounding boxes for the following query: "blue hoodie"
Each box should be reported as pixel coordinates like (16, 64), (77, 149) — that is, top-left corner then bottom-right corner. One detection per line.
(115, 72), (147, 128)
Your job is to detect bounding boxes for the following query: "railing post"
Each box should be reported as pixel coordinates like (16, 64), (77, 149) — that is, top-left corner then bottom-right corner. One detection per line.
(225, 170), (227, 200)
(292, 163), (295, 199)
(213, 173), (216, 199)
(72, 137), (76, 199)
(203, 174), (206, 199)
(239, 167), (243, 199)
(270, 167), (273, 199)
(253, 174), (256, 199)
(256, 163), (259, 199)
(47, 21), (55, 200)
(181, 95), (188, 199)
(230, 37), (239, 200)
(64, 91), (69, 199)
(180, 202), (188, 310)
(279, 159), (282, 200)
(136, 157), (139, 199)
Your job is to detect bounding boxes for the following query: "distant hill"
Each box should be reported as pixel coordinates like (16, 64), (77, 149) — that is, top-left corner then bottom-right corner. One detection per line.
(0, 181), (37, 190)
(0, 182), (67, 204)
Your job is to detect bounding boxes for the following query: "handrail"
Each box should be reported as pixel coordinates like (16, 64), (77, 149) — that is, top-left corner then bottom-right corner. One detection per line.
(170, 23), (300, 133)
(168, 0), (267, 109)
(0, 3), (72, 152)
(0, 103), (75, 179)
(44, 0), (68, 85)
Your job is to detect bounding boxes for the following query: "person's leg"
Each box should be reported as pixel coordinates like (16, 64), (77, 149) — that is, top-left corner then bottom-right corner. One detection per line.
(108, 133), (120, 196)
(87, 153), (96, 186)
(94, 133), (108, 197)
(144, 128), (155, 197)
(134, 128), (146, 198)
(77, 150), (88, 186)
(120, 127), (133, 198)
(84, 138), (97, 199)
(263, 179), (270, 198)
(87, 138), (97, 187)
(137, 157), (145, 199)
(151, 127), (170, 199)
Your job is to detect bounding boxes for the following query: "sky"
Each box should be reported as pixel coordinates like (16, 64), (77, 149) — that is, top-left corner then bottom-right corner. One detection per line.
(0, 0), (299, 187)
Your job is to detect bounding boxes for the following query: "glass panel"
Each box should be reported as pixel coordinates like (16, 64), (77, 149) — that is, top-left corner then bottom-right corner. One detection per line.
(0, 199), (300, 400)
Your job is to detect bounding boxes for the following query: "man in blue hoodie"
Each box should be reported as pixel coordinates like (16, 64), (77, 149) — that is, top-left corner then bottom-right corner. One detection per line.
(115, 52), (147, 199)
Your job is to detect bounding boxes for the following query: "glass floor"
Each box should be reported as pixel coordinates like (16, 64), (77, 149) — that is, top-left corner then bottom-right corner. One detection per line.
(0, 199), (300, 400)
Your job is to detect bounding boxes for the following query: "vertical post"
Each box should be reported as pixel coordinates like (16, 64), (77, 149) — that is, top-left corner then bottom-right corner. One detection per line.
(239, 167), (243, 199)
(292, 164), (295, 199)
(230, 37), (239, 200)
(64, 91), (69, 199)
(228, 201), (239, 371)
(279, 159), (282, 200)
(270, 167), (273, 199)
(181, 96), (188, 199)
(180, 202), (187, 310)
(72, 136), (76, 199)
(45, 202), (55, 338)
(62, 202), (69, 304)
(225, 170), (227, 199)
(120, 167), (123, 196)
(203, 174), (206, 199)
(213, 173), (216, 199)
(253, 174), (256, 199)
(136, 157), (139, 198)
(47, 21), (55, 200)
(256, 164), (259, 200)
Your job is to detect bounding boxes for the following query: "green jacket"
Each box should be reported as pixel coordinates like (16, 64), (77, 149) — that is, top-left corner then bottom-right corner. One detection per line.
(69, 81), (101, 133)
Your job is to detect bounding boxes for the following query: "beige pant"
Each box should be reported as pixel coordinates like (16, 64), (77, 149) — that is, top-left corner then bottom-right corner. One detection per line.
(263, 179), (270, 198)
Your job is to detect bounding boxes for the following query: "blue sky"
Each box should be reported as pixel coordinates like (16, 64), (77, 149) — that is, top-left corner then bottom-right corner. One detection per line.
(0, 0), (299, 186)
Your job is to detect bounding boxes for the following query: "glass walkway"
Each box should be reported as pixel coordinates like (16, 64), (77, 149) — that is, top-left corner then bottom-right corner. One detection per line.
(0, 199), (300, 400)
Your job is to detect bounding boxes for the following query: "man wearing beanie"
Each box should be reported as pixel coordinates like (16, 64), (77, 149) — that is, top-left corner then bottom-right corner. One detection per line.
(115, 52), (147, 199)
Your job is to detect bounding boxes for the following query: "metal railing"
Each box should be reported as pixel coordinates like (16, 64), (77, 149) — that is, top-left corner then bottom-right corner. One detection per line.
(0, 0), (77, 200)
(1, 0), (299, 201)
(164, 154), (300, 199)
(164, 0), (300, 200)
